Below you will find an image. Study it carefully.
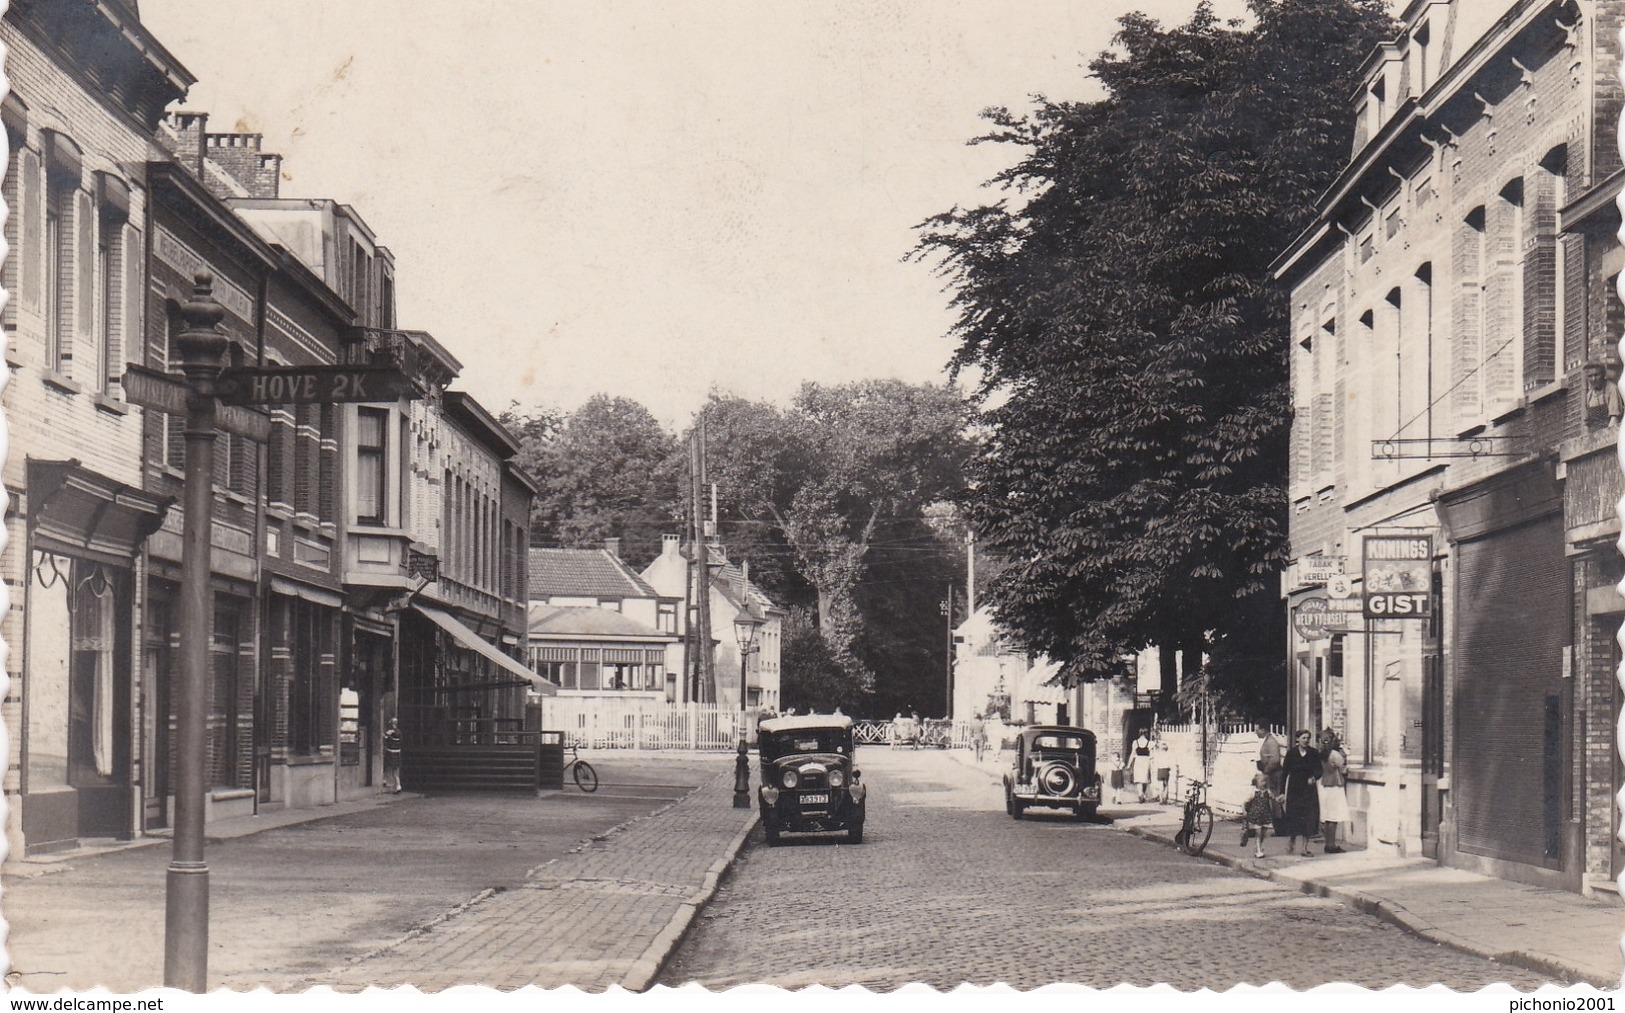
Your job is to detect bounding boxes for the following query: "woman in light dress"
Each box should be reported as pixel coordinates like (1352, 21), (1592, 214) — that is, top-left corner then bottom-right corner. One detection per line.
(1126, 731), (1153, 803)
(1318, 728), (1350, 853)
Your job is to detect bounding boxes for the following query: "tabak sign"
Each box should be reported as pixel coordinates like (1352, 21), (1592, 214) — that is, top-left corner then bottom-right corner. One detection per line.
(1362, 535), (1433, 619)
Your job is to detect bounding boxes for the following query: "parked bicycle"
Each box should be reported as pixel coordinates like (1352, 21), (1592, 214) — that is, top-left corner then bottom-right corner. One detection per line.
(1172, 778), (1213, 856)
(566, 743), (598, 793)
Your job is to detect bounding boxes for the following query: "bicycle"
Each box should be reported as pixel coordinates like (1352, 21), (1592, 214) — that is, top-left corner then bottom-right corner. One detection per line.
(1172, 778), (1213, 856)
(565, 743), (598, 793)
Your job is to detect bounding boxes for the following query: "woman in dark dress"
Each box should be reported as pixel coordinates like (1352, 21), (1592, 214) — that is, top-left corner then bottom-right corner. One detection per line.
(1280, 729), (1323, 856)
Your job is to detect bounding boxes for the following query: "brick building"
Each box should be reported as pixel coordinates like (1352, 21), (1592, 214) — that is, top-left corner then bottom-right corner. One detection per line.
(1, 0), (191, 852)
(1274, 0), (1621, 893)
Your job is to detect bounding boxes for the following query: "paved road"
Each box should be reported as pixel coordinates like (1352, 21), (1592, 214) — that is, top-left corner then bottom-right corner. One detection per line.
(6, 754), (730, 992)
(661, 749), (1550, 990)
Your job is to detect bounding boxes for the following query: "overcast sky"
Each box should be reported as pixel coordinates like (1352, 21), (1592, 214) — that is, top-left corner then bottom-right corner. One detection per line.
(140, 1), (1249, 428)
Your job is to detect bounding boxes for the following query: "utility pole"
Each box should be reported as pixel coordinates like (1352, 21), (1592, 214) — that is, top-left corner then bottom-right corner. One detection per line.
(965, 530), (975, 614)
(940, 584), (955, 718)
(690, 421), (714, 703)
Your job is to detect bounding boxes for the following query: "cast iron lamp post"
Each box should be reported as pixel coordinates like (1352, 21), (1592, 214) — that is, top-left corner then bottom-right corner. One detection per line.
(732, 609), (763, 808)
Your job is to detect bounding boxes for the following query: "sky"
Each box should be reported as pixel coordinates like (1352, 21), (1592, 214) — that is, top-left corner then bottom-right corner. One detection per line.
(139, 0), (1251, 429)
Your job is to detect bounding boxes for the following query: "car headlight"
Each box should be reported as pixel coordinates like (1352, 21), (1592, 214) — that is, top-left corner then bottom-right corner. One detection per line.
(781, 769), (800, 789)
(760, 786), (780, 805)
(827, 768), (846, 789)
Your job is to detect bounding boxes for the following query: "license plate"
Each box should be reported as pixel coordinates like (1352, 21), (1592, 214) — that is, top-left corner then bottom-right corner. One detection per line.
(801, 793), (830, 805)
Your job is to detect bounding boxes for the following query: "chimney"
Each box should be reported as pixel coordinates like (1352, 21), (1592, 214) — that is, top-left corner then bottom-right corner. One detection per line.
(604, 537), (621, 559)
(662, 533), (681, 558)
(204, 132), (283, 198)
(162, 111), (208, 178)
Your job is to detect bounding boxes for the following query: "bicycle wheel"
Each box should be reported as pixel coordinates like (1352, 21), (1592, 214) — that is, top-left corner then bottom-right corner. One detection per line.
(1182, 804), (1214, 856)
(573, 759), (599, 793)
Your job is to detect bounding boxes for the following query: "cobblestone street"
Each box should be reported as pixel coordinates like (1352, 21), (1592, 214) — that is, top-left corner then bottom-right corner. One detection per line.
(5, 755), (732, 992)
(661, 749), (1552, 991)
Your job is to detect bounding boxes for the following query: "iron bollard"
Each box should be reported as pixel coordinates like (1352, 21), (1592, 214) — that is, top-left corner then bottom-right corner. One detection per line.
(733, 739), (751, 809)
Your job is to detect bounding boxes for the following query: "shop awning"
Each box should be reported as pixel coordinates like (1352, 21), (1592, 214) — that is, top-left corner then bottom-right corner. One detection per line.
(412, 603), (556, 696)
(27, 458), (172, 565)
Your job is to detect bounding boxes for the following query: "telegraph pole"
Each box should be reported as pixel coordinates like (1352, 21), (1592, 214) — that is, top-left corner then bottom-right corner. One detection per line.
(165, 275), (227, 992)
(690, 421), (714, 702)
(940, 584), (955, 718)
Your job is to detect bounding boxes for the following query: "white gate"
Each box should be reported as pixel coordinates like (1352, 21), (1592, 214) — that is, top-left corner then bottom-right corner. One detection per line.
(537, 698), (751, 750)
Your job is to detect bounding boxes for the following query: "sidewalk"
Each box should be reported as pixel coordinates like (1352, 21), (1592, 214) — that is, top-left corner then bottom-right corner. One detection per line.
(3, 791), (419, 879)
(304, 769), (758, 992)
(948, 748), (1624, 988)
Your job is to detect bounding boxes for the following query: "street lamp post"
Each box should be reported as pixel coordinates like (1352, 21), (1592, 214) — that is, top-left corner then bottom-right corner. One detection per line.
(732, 609), (763, 809)
(166, 274), (228, 992)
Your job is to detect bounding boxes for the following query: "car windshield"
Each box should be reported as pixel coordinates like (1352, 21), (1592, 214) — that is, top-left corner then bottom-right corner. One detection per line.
(761, 729), (850, 759)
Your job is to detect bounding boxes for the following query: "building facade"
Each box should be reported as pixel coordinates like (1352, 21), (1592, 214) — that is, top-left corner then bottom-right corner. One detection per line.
(2, 0), (191, 853)
(641, 535), (783, 710)
(1275, 0), (1621, 893)
(527, 544), (678, 697)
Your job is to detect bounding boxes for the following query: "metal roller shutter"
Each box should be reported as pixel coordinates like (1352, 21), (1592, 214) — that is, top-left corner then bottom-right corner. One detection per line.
(1453, 514), (1565, 868)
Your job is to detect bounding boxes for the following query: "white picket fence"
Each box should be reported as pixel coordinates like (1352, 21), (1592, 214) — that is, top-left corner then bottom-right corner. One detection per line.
(538, 698), (756, 750)
(1131, 722), (1288, 816)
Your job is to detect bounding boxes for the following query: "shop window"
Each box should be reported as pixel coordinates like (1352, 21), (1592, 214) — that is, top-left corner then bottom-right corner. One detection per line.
(68, 561), (119, 787)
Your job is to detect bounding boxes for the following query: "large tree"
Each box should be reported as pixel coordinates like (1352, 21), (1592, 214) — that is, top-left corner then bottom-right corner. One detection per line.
(503, 395), (680, 567)
(913, 0), (1391, 717)
(699, 380), (973, 710)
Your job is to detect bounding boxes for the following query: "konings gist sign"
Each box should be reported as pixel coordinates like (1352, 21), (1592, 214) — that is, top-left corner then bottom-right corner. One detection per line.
(1362, 534), (1433, 618)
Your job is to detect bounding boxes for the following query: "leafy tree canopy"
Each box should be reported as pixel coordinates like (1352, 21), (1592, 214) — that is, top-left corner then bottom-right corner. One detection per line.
(912, 0), (1391, 718)
(698, 380), (974, 712)
(502, 395), (680, 568)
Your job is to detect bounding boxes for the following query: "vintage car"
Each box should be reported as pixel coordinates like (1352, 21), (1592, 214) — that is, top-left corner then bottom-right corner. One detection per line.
(1002, 724), (1101, 820)
(757, 714), (866, 845)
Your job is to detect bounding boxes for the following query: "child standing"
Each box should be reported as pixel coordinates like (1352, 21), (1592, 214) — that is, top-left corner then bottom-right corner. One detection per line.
(1241, 771), (1276, 858)
(383, 718), (403, 794)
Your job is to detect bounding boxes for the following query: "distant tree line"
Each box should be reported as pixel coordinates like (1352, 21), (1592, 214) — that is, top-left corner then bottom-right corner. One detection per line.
(501, 379), (974, 717)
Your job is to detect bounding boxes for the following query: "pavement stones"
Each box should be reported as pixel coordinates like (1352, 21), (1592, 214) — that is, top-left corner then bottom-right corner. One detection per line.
(310, 769), (757, 992)
(950, 749), (1625, 988)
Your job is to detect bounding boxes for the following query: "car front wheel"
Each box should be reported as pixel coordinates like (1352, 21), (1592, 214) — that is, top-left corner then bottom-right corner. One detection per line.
(847, 823), (864, 844)
(763, 820), (780, 846)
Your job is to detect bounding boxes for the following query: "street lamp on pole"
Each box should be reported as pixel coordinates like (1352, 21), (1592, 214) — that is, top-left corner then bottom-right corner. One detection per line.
(731, 608), (763, 809)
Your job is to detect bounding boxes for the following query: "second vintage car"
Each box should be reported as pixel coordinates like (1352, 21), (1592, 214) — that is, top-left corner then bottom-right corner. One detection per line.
(757, 714), (866, 845)
(1003, 724), (1102, 820)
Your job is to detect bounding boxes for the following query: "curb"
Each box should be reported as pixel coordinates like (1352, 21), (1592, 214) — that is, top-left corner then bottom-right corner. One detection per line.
(1119, 822), (1609, 988)
(618, 806), (760, 991)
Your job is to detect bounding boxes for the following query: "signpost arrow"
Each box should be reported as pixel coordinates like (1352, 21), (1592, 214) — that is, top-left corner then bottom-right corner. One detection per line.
(215, 364), (421, 406)
(123, 364), (272, 441)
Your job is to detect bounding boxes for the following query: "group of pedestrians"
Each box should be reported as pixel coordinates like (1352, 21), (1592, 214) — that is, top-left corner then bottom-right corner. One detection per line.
(1241, 724), (1349, 858)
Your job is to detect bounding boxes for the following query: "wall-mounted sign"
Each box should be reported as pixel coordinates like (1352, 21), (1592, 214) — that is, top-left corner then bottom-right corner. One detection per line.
(1362, 535), (1433, 618)
(1298, 557), (1346, 585)
(1292, 597), (1336, 641)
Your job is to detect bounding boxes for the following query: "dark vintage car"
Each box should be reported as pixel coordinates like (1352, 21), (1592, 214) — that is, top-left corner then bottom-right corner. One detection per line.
(757, 714), (866, 845)
(1003, 724), (1101, 820)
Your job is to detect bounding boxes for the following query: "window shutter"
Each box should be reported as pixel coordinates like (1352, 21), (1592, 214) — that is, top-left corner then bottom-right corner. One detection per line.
(19, 148), (40, 310)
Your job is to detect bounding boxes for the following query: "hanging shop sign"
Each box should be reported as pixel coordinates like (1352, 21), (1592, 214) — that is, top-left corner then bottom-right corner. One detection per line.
(1362, 534), (1433, 618)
